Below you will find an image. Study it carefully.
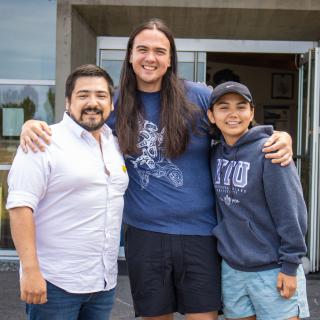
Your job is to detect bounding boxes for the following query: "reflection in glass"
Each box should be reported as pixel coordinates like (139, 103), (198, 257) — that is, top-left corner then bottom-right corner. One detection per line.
(2, 108), (24, 137)
(100, 50), (126, 88)
(0, 84), (55, 140)
(0, 84), (55, 250)
(0, 0), (56, 80)
(101, 60), (123, 88)
(197, 62), (205, 82)
(178, 62), (194, 81)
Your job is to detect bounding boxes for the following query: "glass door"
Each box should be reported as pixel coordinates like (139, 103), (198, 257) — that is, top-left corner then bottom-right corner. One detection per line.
(100, 50), (126, 88)
(0, 81), (55, 258)
(296, 48), (320, 272)
(176, 51), (206, 82)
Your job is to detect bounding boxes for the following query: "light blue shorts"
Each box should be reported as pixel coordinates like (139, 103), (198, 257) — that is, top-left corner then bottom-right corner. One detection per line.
(222, 261), (310, 320)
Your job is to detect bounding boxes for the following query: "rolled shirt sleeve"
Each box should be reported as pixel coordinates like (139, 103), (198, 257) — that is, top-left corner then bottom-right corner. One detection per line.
(6, 147), (50, 211)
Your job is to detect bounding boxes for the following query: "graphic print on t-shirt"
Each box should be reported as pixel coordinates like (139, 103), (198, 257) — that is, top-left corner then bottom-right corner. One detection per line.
(127, 120), (183, 189)
(214, 159), (250, 206)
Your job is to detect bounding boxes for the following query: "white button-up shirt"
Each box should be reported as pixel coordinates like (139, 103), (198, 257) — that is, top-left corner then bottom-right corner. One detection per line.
(7, 113), (129, 293)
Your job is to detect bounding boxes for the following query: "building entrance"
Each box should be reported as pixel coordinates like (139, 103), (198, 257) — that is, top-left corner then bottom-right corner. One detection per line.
(98, 37), (319, 272)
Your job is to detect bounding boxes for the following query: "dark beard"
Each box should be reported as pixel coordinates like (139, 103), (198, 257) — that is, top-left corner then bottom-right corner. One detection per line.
(67, 109), (106, 132)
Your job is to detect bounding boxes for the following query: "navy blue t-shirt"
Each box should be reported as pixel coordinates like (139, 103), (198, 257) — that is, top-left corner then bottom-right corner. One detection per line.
(108, 81), (217, 235)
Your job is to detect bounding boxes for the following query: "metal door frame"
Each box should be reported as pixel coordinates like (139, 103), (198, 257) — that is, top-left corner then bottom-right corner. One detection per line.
(296, 48), (320, 272)
(97, 37), (316, 55)
(309, 48), (320, 272)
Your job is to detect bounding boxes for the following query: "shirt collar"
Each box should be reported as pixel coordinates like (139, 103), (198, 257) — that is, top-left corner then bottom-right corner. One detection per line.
(62, 112), (112, 139)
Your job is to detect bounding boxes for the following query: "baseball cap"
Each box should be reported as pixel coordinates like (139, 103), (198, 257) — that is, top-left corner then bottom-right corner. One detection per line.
(210, 81), (253, 106)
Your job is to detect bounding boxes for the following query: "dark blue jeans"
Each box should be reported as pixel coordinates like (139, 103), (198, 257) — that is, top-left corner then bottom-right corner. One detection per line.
(26, 281), (115, 320)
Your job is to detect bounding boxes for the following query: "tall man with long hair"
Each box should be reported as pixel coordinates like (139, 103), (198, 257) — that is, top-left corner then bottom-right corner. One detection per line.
(20, 19), (293, 320)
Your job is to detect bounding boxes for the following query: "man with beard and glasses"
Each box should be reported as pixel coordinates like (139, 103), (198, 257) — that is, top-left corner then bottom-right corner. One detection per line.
(6, 64), (129, 320)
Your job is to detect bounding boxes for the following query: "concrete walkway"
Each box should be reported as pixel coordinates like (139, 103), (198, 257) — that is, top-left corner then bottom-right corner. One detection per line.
(0, 268), (319, 319)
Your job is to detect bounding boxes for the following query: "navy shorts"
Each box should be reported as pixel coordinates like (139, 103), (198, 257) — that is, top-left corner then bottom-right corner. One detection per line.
(124, 225), (221, 317)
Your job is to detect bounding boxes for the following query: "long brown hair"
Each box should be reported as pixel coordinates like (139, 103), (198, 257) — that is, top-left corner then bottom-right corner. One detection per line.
(116, 18), (201, 158)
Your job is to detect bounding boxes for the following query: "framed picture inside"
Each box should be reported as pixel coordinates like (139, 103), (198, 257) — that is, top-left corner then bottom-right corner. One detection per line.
(263, 105), (290, 132)
(271, 73), (294, 99)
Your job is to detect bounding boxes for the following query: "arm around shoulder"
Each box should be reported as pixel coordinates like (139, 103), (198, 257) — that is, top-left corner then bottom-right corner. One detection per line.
(262, 131), (292, 166)
(20, 119), (52, 153)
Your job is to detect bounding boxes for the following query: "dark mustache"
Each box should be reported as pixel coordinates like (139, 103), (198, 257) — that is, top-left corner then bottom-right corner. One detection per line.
(81, 108), (102, 115)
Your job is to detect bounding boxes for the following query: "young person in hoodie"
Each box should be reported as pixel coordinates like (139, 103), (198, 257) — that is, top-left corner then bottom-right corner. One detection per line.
(207, 81), (309, 320)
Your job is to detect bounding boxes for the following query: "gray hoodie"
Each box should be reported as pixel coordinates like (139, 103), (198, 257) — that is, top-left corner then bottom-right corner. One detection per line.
(211, 125), (307, 276)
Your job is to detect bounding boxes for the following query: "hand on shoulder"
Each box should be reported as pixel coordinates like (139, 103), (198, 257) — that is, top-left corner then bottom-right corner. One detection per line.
(20, 120), (52, 153)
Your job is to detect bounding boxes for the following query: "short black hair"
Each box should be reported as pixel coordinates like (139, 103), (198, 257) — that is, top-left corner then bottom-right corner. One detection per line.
(65, 64), (114, 102)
